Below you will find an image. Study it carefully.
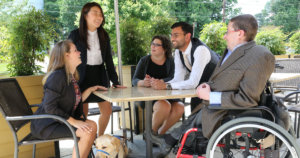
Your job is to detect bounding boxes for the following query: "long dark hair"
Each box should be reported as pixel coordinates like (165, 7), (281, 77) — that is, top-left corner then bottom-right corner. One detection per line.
(151, 35), (172, 58)
(79, 2), (108, 51)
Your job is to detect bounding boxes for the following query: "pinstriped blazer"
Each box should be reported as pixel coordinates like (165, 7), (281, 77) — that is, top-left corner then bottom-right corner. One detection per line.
(192, 41), (275, 138)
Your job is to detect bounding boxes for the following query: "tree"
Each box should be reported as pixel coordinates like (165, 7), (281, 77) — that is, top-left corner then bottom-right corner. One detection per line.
(0, 0), (29, 63)
(167, 0), (240, 38)
(255, 0), (300, 33)
(44, 0), (90, 39)
(101, 0), (171, 52)
(289, 30), (300, 54)
(200, 21), (227, 55)
(255, 26), (286, 55)
(120, 18), (149, 65)
(7, 8), (57, 76)
(148, 16), (176, 37)
(255, 2), (272, 27)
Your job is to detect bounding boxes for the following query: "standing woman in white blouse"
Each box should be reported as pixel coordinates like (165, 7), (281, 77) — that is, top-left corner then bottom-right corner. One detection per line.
(69, 2), (125, 136)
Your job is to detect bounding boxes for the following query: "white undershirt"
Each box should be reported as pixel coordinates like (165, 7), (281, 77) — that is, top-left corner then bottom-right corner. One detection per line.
(87, 30), (102, 65)
(168, 41), (211, 89)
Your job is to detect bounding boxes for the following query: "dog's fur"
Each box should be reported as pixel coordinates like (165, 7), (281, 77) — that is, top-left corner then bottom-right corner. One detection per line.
(95, 134), (128, 158)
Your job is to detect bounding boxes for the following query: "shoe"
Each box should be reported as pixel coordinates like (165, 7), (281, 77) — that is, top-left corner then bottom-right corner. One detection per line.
(143, 131), (160, 147)
(149, 133), (172, 157)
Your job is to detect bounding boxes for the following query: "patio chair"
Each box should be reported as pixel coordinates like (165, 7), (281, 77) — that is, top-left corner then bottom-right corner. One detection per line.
(281, 90), (300, 138)
(274, 58), (300, 88)
(0, 78), (79, 158)
(274, 58), (300, 102)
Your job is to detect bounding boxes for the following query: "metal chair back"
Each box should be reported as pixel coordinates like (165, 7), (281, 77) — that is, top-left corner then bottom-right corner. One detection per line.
(0, 78), (80, 158)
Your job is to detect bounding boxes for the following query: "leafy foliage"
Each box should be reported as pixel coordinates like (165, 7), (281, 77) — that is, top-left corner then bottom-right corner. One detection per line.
(255, 0), (299, 33)
(289, 30), (300, 54)
(200, 21), (227, 55)
(255, 26), (286, 55)
(0, 26), (9, 63)
(7, 8), (56, 76)
(168, 0), (240, 38)
(120, 18), (149, 65)
(148, 16), (175, 37)
(44, 0), (89, 39)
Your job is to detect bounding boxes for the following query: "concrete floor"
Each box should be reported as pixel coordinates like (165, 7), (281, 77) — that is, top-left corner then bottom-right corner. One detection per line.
(60, 103), (191, 158)
(59, 102), (300, 158)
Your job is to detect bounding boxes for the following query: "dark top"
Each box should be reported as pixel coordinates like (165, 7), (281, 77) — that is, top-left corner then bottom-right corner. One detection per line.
(31, 68), (84, 139)
(68, 28), (120, 86)
(132, 55), (175, 86)
(146, 59), (167, 79)
(179, 38), (220, 86)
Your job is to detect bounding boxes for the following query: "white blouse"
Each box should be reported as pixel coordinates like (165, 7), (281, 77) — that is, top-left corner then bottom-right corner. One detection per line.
(87, 30), (103, 65)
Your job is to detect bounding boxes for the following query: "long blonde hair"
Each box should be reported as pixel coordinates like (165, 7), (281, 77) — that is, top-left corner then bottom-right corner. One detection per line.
(43, 40), (79, 85)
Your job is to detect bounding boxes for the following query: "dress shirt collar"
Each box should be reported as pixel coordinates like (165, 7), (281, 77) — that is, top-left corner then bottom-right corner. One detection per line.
(88, 30), (97, 36)
(231, 42), (247, 52)
(182, 41), (192, 56)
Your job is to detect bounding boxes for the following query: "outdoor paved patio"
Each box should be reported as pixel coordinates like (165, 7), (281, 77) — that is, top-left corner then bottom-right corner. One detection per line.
(59, 102), (300, 158)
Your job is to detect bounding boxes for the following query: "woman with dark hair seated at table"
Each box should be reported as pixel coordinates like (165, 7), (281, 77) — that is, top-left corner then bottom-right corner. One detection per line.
(132, 35), (184, 134)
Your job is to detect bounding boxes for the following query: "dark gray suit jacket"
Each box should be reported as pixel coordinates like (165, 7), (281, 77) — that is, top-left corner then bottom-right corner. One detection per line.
(193, 41), (275, 138)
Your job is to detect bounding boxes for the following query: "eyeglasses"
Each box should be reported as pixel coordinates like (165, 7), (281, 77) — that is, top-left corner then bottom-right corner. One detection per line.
(151, 42), (162, 47)
(225, 29), (241, 35)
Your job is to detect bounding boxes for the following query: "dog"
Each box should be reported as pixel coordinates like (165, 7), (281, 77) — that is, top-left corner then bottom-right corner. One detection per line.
(95, 134), (128, 158)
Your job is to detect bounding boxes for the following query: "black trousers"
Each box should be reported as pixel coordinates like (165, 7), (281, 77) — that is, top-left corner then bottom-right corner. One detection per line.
(190, 97), (203, 112)
(170, 110), (203, 140)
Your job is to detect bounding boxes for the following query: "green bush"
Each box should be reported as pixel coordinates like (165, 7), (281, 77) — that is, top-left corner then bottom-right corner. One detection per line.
(289, 31), (300, 54)
(120, 18), (149, 65)
(255, 26), (286, 55)
(199, 21), (227, 55)
(149, 16), (175, 37)
(7, 8), (56, 76)
(0, 26), (9, 63)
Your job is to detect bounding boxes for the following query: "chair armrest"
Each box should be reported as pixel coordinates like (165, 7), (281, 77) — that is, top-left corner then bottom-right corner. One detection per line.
(29, 104), (40, 108)
(6, 114), (79, 158)
(283, 91), (300, 101)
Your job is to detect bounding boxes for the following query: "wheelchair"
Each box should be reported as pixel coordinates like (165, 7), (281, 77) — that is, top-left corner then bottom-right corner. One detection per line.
(174, 84), (300, 158)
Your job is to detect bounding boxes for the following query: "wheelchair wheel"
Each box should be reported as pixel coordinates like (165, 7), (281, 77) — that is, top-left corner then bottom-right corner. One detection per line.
(206, 117), (300, 158)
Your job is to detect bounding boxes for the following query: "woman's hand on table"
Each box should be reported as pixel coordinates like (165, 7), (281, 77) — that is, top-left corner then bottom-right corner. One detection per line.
(82, 85), (107, 102)
(143, 74), (151, 87)
(151, 78), (167, 90)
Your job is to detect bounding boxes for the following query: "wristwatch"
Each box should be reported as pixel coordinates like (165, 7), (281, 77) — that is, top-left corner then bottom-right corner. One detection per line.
(166, 83), (172, 90)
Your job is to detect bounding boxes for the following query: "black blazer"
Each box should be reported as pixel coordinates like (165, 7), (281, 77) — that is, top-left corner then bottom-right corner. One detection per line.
(68, 29), (120, 85)
(31, 69), (84, 139)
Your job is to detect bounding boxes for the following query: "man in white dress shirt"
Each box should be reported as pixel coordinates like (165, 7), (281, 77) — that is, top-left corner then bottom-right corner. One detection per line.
(151, 22), (219, 112)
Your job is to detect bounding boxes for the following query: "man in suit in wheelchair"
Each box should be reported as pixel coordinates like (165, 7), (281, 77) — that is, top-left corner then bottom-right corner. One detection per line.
(151, 14), (275, 157)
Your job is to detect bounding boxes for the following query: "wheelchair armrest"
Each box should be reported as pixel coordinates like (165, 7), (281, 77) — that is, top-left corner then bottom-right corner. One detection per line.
(207, 106), (275, 122)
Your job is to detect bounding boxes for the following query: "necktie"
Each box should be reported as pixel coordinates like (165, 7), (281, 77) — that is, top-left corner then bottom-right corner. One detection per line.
(183, 53), (192, 71)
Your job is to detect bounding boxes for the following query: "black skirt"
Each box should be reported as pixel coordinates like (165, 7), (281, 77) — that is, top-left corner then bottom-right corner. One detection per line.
(80, 64), (109, 103)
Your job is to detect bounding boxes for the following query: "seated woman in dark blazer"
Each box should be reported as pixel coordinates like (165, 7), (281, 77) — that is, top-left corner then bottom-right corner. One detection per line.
(132, 35), (184, 134)
(31, 40), (107, 158)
